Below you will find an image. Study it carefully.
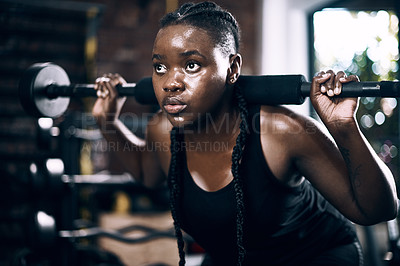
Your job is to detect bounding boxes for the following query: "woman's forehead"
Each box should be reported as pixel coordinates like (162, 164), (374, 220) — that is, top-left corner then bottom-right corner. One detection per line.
(153, 24), (214, 52)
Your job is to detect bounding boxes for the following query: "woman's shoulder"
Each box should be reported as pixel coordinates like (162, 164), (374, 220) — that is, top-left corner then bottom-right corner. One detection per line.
(258, 105), (334, 155)
(259, 105), (319, 136)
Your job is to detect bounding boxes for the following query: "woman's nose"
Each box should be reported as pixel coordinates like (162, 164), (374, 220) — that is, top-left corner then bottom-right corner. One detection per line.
(163, 71), (185, 92)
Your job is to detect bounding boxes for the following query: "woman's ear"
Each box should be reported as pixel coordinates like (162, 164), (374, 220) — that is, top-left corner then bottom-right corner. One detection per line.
(227, 53), (242, 85)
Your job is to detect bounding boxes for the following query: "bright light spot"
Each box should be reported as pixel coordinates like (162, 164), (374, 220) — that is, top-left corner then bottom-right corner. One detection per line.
(381, 98), (397, 116)
(50, 127), (60, 137)
(361, 97), (376, 110)
(38, 118), (53, 130)
(37, 211), (55, 228)
(390, 145), (398, 158)
(362, 97), (376, 104)
(372, 63), (380, 75)
(375, 111), (385, 125)
(390, 14), (399, 32)
(387, 98), (397, 109)
(379, 142), (398, 162)
(30, 163), (37, 175)
(46, 159), (64, 176)
(381, 143), (390, 156)
(360, 114), (374, 129)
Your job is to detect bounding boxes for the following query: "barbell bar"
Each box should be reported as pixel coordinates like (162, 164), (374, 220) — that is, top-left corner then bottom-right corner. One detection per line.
(29, 158), (137, 194)
(19, 62), (400, 118)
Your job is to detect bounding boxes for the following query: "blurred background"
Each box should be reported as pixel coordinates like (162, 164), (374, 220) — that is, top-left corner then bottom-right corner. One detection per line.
(0, 0), (399, 265)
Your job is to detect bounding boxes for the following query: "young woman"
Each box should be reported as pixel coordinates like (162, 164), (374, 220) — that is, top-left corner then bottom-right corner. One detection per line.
(92, 2), (398, 265)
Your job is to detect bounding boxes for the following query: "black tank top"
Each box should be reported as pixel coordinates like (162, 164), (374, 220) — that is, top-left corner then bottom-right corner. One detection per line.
(180, 105), (357, 265)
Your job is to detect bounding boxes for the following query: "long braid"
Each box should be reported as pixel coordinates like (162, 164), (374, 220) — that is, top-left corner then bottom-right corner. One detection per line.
(231, 85), (249, 265)
(169, 127), (186, 265)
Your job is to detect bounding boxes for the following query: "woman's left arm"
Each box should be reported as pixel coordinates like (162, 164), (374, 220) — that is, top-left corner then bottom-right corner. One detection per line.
(310, 70), (398, 225)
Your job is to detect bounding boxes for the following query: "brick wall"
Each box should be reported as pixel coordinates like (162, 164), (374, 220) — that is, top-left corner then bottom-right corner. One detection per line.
(76, 0), (259, 81)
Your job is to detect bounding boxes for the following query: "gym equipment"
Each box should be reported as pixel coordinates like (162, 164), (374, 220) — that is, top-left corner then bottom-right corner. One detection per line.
(28, 158), (188, 248)
(58, 223), (178, 243)
(19, 62), (400, 118)
(19, 62), (154, 118)
(32, 209), (179, 248)
(384, 211), (400, 265)
(28, 158), (137, 194)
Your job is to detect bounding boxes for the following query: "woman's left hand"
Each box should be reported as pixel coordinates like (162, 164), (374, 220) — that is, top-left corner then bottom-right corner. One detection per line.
(310, 70), (360, 129)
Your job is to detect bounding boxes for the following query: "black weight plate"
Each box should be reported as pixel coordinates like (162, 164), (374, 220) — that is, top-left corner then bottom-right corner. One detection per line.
(19, 62), (70, 118)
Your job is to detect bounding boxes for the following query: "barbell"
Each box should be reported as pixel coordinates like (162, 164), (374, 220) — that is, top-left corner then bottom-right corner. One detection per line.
(19, 62), (400, 118)
(29, 158), (137, 194)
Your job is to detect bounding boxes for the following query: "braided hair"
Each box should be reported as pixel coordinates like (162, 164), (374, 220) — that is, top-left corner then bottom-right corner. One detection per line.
(163, 2), (249, 265)
(169, 127), (186, 265)
(160, 1), (240, 57)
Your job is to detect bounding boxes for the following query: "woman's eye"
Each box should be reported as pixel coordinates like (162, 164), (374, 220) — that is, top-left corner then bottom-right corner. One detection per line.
(186, 62), (200, 73)
(154, 64), (167, 74)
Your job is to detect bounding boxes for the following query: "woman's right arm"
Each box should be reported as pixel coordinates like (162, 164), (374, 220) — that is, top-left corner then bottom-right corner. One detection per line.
(92, 74), (168, 188)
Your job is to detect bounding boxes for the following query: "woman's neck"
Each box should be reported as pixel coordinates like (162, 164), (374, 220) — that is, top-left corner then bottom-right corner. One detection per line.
(184, 103), (241, 145)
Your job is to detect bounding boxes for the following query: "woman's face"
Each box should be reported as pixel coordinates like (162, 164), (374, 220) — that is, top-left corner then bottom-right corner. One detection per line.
(152, 24), (233, 129)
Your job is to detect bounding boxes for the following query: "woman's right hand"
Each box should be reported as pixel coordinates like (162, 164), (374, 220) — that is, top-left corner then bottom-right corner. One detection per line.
(92, 73), (127, 128)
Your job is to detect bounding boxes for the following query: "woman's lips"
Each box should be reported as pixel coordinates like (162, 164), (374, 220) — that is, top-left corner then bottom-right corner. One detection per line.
(164, 104), (187, 114)
(162, 98), (187, 114)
